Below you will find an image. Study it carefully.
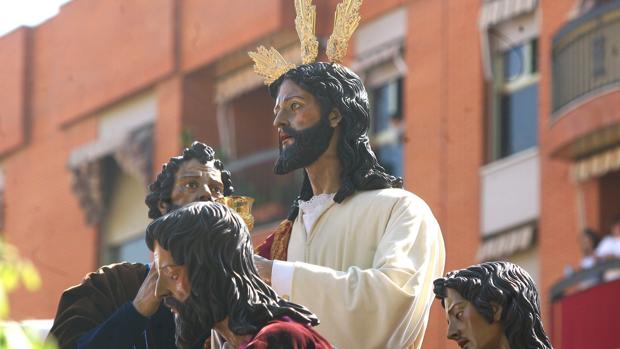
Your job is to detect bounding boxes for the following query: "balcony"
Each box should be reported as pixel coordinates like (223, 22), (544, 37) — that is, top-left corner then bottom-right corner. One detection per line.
(551, 0), (620, 117)
(227, 149), (303, 230)
(550, 259), (620, 348)
(480, 148), (539, 236)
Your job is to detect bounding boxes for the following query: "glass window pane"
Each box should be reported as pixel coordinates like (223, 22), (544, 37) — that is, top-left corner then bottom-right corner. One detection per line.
(371, 79), (403, 177)
(500, 83), (539, 157)
(504, 44), (525, 81)
(112, 235), (151, 264)
(372, 80), (401, 132)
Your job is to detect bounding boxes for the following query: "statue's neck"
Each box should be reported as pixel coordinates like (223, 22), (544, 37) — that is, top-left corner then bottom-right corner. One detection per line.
(305, 127), (341, 196)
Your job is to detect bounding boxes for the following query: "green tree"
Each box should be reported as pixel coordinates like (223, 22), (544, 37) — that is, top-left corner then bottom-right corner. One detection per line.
(0, 239), (57, 349)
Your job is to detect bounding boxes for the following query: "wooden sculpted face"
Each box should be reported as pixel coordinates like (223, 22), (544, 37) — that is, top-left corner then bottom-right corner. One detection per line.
(153, 241), (191, 311)
(272, 79), (338, 174)
(160, 158), (224, 214)
(443, 288), (505, 349)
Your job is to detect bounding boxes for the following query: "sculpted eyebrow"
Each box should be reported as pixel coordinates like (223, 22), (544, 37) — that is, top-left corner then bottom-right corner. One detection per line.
(447, 301), (465, 314)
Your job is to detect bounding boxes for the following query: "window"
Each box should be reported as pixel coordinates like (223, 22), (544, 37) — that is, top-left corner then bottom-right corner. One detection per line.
(100, 157), (152, 265)
(354, 7), (407, 178)
(370, 78), (404, 177)
(491, 38), (539, 160)
(109, 235), (151, 264)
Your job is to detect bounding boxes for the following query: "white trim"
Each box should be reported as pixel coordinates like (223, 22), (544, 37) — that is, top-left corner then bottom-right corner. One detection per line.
(68, 91), (156, 168)
(481, 147), (538, 176)
(354, 7), (406, 56)
(351, 40), (403, 74)
(68, 137), (124, 168)
(502, 73), (540, 92)
(480, 5), (539, 81)
(493, 12), (539, 51)
(352, 7), (406, 82)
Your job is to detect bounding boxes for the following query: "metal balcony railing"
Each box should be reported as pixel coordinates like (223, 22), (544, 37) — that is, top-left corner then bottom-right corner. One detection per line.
(551, 0), (620, 116)
(550, 258), (620, 301)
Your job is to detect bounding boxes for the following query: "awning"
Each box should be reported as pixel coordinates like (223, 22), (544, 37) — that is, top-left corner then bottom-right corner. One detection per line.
(215, 45), (302, 104)
(478, 0), (539, 80)
(479, 0), (539, 29)
(572, 145), (620, 182)
(476, 223), (535, 261)
(350, 40), (403, 73)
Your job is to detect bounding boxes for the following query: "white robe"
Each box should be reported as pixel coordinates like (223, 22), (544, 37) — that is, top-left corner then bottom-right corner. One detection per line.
(284, 188), (445, 349)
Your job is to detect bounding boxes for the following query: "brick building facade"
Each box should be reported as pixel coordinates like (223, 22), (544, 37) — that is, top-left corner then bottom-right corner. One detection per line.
(0, 0), (618, 347)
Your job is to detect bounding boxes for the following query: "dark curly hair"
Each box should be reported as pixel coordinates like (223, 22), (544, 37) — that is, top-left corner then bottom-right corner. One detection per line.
(145, 202), (319, 339)
(145, 141), (234, 219)
(433, 261), (553, 349)
(269, 62), (403, 220)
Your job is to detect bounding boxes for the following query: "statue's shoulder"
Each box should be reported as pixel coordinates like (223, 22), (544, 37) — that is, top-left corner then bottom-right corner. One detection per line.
(349, 188), (432, 212)
(353, 187), (417, 201)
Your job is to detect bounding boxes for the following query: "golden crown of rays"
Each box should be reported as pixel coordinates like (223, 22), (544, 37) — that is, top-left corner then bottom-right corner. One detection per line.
(248, 0), (363, 85)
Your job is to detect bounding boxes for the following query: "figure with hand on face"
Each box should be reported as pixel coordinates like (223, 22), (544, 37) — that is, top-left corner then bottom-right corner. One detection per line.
(147, 201), (332, 349)
(49, 141), (232, 349)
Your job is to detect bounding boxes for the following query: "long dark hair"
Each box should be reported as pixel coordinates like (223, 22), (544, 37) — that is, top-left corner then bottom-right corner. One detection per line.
(145, 202), (318, 337)
(433, 261), (553, 349)
(269, 63), (402, 219)
(144, 141), (234, 219)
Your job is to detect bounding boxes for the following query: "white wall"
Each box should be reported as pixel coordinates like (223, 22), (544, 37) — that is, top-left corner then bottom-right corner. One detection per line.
(481, 148), (540, 235)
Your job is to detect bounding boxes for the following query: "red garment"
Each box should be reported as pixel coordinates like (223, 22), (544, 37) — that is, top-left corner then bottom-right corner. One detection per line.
(255, 219), (292, 261)
(243, 318), (332, 349)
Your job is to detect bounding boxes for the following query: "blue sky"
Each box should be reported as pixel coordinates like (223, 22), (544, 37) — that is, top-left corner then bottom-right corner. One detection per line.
(0, 0), (72, 37)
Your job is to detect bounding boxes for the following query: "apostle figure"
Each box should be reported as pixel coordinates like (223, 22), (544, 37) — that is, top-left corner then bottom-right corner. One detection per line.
(146, 201), (332, 349)
(433, 261), (554, 349)
(251, 1), (446, 348)
(49, 142), (231, 348)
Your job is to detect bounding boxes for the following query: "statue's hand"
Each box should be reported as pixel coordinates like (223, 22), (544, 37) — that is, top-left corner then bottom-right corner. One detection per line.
(253, 254), (273, 285)
(132, 264), (161, 317)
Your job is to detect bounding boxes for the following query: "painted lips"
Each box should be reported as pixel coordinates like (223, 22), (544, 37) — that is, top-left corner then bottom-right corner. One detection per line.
(457, 339), (469, 348)
(279, 130), (293, 146)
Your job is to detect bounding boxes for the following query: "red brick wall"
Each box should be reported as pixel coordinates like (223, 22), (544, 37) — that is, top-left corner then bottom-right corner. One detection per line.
(30, 0), (176, 128)
(154, 76), (184, 171)
(180, 0), (286, 72)
(406, 0), (484, 347)
(0, 28), (29, 156)
(181, 69), (220, 148)
(548, 89), (620, 156)
(4, 116), (99, 319)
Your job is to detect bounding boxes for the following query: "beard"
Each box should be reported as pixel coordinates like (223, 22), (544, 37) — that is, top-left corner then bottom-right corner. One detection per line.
(164, 296), (207, 349)
(274, 113), (335, 175)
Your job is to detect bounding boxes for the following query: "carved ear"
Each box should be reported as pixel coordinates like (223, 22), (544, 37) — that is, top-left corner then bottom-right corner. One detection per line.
(491, 303), (503, 323)
(328, 109), (343, 128)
